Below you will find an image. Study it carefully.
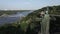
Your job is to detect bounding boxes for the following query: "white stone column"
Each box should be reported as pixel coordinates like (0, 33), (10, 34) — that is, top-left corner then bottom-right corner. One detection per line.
(40, 14), (50, 34)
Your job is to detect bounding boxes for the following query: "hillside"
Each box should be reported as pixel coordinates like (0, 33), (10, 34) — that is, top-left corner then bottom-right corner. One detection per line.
(0, 10), (31, 16)
(20, 5), (60, 31)
(21, 5), (60, 22)
(0, 5), (60, 34)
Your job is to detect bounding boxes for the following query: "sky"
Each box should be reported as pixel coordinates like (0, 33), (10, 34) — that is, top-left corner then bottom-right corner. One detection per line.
(0, 0), (60, 10)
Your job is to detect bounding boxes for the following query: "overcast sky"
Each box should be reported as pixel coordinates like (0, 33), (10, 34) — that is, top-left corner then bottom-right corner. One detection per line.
(0, 0), (60, 10)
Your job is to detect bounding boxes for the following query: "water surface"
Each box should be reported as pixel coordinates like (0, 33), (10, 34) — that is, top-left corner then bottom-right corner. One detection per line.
(0, 10), (34, 25)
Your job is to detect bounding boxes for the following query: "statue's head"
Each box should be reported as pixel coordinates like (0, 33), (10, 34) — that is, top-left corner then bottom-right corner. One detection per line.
(45, 11), (48, 14)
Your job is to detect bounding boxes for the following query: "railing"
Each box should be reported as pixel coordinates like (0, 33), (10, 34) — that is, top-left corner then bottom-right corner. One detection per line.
(50, 14), (60, 16)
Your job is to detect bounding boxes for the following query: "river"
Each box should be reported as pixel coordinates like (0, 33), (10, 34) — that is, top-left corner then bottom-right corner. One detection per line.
(0, 10), (34, 25)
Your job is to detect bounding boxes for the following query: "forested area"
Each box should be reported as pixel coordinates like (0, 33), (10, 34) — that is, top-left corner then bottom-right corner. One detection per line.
(0, 10), (30, 16)
(0, 5), (60, 34)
